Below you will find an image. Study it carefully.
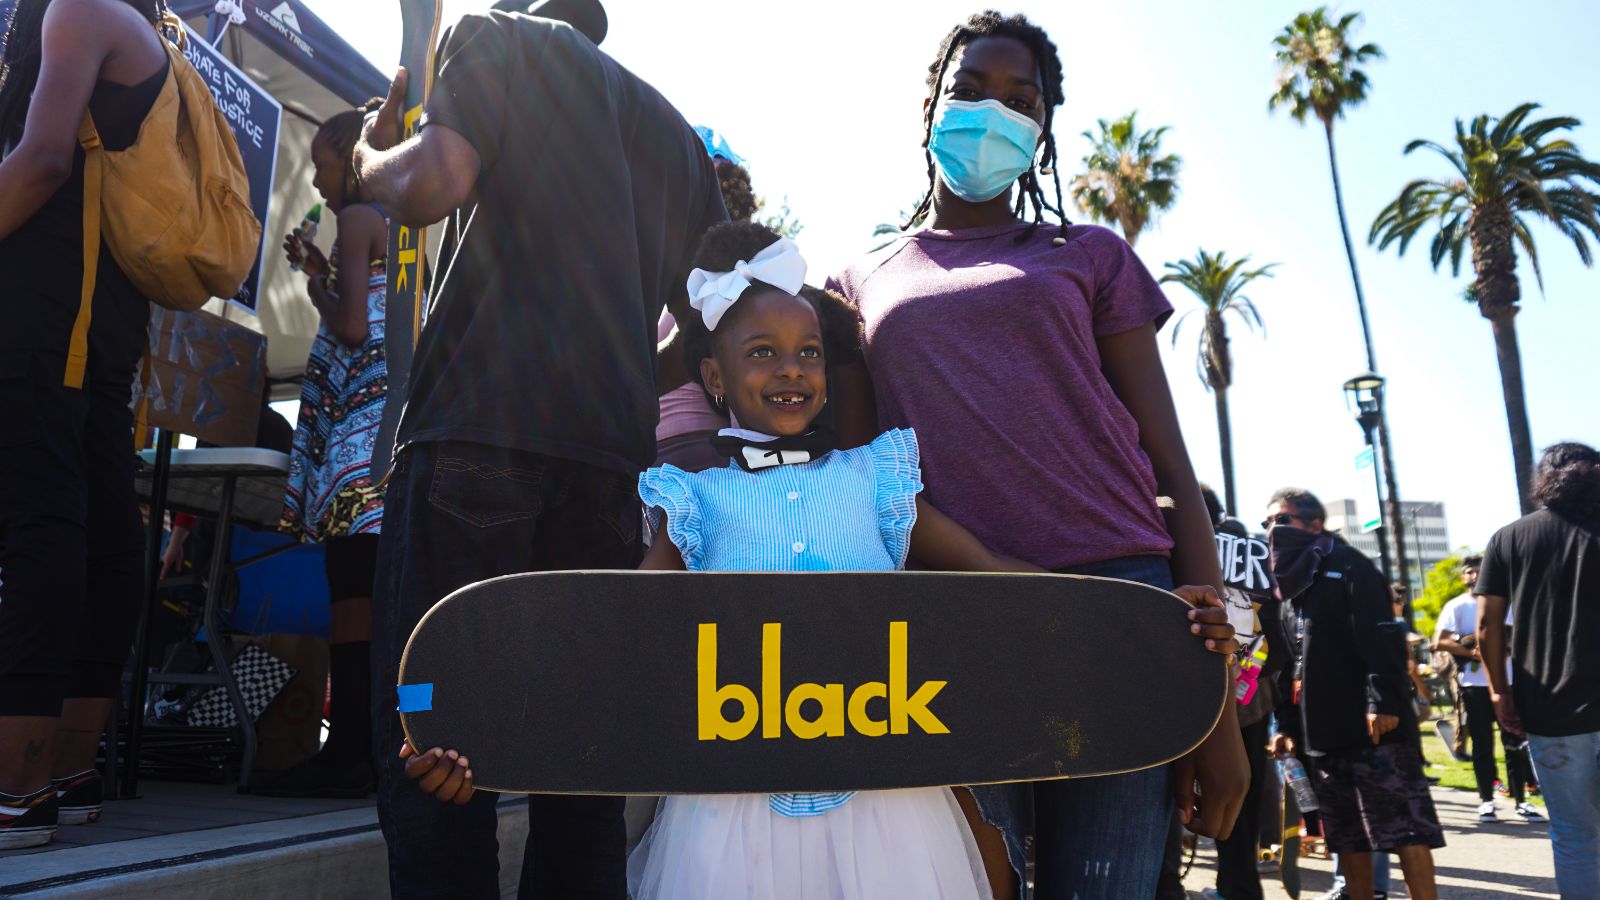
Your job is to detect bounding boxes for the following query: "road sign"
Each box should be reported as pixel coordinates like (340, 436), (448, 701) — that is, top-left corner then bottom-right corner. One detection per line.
(1355, 446), (1383, 532)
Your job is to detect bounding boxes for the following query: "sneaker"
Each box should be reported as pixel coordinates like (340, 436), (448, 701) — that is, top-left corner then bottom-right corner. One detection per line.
(0, 785), (58, 849)
(53, 769), (102, 826)
(1495, 779), (1511, 798)
(1478, 800), (1498, 822)
(1317, 888), (1350, 900)
(1201, 890), (1227, 900)
(1516, 802), (1545, 821)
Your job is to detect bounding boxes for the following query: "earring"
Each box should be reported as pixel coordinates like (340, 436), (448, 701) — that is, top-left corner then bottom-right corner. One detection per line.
(713, 393), (725, 410)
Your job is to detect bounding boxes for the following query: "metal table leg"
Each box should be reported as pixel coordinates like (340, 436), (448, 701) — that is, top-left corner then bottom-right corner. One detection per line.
(201, 473), (258, 790)
(121, 430), (174, 799)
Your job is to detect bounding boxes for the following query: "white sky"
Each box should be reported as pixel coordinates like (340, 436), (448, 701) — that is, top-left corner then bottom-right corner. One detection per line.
(307, 0), (1600, 555)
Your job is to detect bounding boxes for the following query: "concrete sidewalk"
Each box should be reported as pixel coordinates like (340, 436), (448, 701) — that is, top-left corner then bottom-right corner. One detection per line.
(1180, 784), (1557, 898)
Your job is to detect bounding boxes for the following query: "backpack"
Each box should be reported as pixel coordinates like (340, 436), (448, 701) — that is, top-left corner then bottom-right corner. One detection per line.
(65, 18), (260, 389)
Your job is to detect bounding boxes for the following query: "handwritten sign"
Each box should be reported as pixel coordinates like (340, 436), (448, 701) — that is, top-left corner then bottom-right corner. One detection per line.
(180, 24), (281, 313)
(1215, 532), (1272, 594)
(135, 306), (267, 447)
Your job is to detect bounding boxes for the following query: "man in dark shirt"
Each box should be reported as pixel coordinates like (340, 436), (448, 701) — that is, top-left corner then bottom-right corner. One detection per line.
(353, 2), (726, 894)
(1264, 488), (1442, 900)
(1477, 443), (1600, 899)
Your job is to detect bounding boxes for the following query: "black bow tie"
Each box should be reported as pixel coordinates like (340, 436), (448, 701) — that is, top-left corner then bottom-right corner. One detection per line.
(710, 427), (839, 473)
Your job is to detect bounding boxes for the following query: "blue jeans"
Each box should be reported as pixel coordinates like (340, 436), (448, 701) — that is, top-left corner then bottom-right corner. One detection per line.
(1528, 730), (1600, 898)
(972, 555), (1178, 899)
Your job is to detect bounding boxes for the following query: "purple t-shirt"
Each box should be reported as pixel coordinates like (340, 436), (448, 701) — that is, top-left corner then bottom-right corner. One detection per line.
(828, 221), (1174, 570)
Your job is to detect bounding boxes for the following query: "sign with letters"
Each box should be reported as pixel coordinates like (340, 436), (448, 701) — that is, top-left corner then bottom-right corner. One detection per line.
(180, 24), (281, 313)
(1215, 532), (1273, 647)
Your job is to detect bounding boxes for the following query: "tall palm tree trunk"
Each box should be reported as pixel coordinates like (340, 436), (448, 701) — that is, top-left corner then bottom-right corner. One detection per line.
(1324, 120), (1411, 590)
(1324, 122), (1379, 374)
(1214, 386), (1236, 517)
(1486, 310), (1535, 514)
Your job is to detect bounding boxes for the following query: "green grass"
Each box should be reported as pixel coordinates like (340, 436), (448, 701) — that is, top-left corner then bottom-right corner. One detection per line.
(1419, 710), (1545, 807)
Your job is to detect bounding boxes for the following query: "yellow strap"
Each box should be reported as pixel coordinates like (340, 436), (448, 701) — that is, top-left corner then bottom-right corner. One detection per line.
(66, 115), (102, 389)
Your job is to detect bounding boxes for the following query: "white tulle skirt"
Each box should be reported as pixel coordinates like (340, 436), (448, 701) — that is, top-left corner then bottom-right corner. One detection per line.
(627, 788), (994, 900)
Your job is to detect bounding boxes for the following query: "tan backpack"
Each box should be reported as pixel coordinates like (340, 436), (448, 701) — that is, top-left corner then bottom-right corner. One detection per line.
(66, 18), (261, 389)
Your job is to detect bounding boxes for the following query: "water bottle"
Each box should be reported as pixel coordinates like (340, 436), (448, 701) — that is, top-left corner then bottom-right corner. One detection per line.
(1282, 757), (1320, 812)
(288, 203), (322, 271)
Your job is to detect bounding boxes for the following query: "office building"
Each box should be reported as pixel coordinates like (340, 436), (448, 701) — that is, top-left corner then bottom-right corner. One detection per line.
(1324, 498), (1452, 590)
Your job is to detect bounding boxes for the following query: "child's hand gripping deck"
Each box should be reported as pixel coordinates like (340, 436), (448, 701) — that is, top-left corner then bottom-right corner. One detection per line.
(397, 571), (1229, 795)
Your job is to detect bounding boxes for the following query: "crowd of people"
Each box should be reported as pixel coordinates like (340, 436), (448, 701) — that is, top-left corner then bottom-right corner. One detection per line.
(0, 1), (1595, 899)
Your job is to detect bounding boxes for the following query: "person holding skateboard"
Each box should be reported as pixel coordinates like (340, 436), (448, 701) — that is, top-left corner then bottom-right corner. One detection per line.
(403, 222), (1241, 899)
(351, 0), (727, 894)
(825, 10), (1250, 896)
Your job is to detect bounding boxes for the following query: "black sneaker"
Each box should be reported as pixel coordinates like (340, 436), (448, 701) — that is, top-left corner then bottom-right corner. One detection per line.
(252, 756), (375, 799)
(53, 770), (103, 826)
(0, 785), (58, 849)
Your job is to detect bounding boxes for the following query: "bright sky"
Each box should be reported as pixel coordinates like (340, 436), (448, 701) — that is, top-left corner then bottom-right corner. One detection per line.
(308, 0), (1600, 556)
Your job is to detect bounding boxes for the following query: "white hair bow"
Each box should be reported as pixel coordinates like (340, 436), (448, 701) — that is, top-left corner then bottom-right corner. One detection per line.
(686, 237), (808, 331)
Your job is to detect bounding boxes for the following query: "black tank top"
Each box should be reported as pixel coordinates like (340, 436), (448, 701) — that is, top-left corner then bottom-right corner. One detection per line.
(0, 55), (168, 356)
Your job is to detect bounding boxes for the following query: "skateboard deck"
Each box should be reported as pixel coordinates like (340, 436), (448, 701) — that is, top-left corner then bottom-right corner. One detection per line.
(374, 0), (442, 482)
(397, 571), (1229, 795)
(1279, 772), (1302, 899)
(1434, 718), (1460, 760)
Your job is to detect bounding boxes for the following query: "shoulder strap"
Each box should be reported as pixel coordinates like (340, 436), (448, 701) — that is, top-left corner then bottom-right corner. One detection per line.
(66, 114), (103, 389)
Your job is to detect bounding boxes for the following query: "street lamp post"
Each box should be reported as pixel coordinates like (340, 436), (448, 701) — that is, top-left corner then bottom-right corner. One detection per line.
(1344, 372), (1395, 584)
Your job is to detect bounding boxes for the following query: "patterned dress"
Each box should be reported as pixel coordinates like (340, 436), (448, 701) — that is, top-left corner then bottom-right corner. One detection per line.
(626, 430), (992, 900)
(280, 213), (387, 541)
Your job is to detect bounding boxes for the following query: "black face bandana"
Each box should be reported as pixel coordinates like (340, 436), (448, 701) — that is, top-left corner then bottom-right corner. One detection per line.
(1268, 525), (1337, 601)
(710, 426), (838, 473)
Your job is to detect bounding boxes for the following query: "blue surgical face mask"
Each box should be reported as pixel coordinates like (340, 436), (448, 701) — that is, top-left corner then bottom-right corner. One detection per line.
(928, 99), (1043, 203)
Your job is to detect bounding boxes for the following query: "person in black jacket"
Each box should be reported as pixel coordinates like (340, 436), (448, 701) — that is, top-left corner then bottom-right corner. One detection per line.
(1263, 488), (1442, 900)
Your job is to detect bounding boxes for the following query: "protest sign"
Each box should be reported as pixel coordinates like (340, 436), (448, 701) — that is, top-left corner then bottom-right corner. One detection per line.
(135, 307), (268, 447)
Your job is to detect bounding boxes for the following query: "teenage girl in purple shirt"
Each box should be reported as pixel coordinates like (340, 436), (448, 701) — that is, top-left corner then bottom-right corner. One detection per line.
(827, 11), (1249, 899)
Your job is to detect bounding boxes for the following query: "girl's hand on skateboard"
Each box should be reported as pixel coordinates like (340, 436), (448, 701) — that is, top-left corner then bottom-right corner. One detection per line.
(1173, 585), (1239, 657)
(400, 743), (475, 804)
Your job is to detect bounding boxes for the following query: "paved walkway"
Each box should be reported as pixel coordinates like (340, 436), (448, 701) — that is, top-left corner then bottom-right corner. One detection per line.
(1181, 785), (1557, 898)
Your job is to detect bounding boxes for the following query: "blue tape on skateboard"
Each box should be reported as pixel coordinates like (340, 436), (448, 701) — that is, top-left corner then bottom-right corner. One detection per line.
(397, 683), (433, 713)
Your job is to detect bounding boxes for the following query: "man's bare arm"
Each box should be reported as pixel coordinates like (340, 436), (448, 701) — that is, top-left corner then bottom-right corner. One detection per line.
(353, 68), (480, 228)
(1477, 594), (1511, 699)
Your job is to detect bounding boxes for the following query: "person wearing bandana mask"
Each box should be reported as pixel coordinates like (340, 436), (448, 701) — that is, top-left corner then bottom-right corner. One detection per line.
(1263, 488), (1443, 900)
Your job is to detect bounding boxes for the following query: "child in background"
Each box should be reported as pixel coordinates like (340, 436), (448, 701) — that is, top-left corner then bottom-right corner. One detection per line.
(266, 99), (390, 797)
(405, 223), (1238, 899)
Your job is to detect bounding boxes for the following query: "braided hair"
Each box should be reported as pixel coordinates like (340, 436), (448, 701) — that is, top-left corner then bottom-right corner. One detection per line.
(312, 98), (384, 208)
(0, 0), (166, 150)
(680, 221), (862, 407)
(908, 10), (1069, 245)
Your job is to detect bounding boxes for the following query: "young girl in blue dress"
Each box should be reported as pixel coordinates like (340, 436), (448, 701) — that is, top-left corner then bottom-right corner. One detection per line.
(403, 222), (1238, 899)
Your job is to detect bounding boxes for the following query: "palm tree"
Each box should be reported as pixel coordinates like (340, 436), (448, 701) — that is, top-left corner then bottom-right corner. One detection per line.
(1162, 251), (1275, 516)
(1269, 8), (1412, 590)
(1370, 103), (1600, 512)
(1069, 112), (1181, 246)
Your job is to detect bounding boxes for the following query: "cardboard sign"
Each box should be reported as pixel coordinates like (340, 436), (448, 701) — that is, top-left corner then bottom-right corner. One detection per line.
(180, 24), (282, 313)
(1215, 532), (1273, 647)
(134, 307), (267, 446)
(1216, 532), (1272, 594)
